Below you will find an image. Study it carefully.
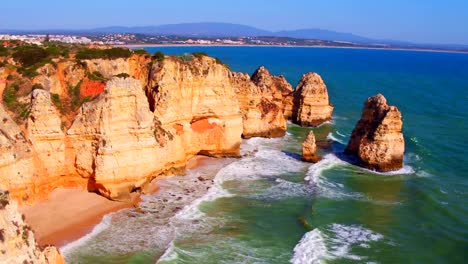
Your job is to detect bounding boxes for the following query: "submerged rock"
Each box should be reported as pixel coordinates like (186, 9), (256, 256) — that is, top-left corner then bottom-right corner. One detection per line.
(292, 72), (333, 126)
(302, 131), (321, 163)
(345, 94), (405, 172)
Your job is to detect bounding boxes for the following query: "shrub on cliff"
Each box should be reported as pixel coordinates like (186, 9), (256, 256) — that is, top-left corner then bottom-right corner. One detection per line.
(0, 46), (8, 57)
(12, 45), (48, 67)
(115, 73), (130, 78)
(178, 53), (194, 62)
(3, 83), (30, 120)
(133, 49), (149, 55)
(87, 71), (107, 82)
(192, 52), (208, 59)
(75, 48), (132, 60)
(151, 51), (165, 62)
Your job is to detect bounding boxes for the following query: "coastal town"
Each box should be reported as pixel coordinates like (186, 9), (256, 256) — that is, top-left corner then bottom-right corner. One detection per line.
(0, 33), (377, 48)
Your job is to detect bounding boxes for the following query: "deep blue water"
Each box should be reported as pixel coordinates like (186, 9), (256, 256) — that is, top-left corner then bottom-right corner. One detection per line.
(65, 46), (468, 263)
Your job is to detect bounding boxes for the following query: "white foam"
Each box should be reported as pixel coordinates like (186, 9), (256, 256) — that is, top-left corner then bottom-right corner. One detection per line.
(304, 154), (346, 184)
(290, 229), (328, 264)
(60, 213), (113, 257)
(326, 224), (383, 260)
(336, 130), (347, 137)
(157, 241), (179, 263)
(326, 132), (346, 144)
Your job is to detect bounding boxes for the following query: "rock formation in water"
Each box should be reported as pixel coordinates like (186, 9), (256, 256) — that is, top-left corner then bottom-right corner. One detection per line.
(251, 66), (294, 119)
(302, 131), (320, 162)
(292, 72), (333, 126)
(232, 71), (287, 138)
(0, 46), (336, 203)
(345, 94), (405, 172)
(0, 190), (64, 264)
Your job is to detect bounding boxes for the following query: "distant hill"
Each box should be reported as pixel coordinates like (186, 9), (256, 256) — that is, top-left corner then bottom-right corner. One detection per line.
(91, 23), (271, 37)
(90, 22), (383, 43)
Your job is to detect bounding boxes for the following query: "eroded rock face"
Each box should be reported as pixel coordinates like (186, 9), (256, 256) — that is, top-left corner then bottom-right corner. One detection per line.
(345, 94), (404, 172)
(292, 72), (333, 126)
(232, 72), (286, 138)
(0, 104), (35, 202)
(251, 66), (293, 116)
(68, 77), (183, 200)
(147, 56), (243, 157)
(0, 190), (64, 264)
(302, 131), (320, 163)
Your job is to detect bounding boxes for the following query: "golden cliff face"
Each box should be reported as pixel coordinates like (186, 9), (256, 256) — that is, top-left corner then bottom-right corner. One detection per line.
(231, 71), (287, 138)
(0, 190), (64, 264)
(292, 72), (334, 126)
(147, 56), (243, 157)
(345, 94), (405, 172)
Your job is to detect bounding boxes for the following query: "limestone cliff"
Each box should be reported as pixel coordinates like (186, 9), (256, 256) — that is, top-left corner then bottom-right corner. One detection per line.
(147, 56), (243, 157)
(292, 72), (333, 126)
(345, 94), (405, 172)
(251, 66), (293, 116)
(302, 131), (320, 163)
(231, 72), (286, 138)
(0, 190), (64, 264)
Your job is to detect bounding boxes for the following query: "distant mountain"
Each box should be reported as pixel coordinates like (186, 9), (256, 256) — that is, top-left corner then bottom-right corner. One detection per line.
(275, 28), (375, 43)
(91, 22), (271, 37)
(90, 22), (383, 43)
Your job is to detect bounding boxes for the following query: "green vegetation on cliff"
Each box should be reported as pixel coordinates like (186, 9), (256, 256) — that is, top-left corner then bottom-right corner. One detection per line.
(75, 47), (132, 60)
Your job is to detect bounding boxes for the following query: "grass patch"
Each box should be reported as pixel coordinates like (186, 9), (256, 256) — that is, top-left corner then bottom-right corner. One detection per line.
(133, 49), (149, 55)
(2, 83), (30, 121)
(115, 73), (130, 78)
(192, 52), (208, 59)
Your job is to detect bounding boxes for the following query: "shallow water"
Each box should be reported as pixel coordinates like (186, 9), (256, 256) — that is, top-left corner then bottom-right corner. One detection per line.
(63, 47), (468, 263)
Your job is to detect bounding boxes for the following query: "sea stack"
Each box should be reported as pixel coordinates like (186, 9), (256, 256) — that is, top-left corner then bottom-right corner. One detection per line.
(345, 94), (405, 172)
(302, 131), (321, 162)
(232, 72), (287, 138)
(292, 72), (334, 126)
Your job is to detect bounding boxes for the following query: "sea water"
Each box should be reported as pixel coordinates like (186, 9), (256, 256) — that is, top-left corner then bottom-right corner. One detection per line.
(62, 47), (468, 263)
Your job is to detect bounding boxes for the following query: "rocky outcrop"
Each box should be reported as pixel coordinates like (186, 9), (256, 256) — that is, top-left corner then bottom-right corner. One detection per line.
(251, 66), (293, 116)
(232, 72), (286, 138)
(302, 131), (320, 162)
(345, 94), (404, 172)
(68, 77), (183, 200)
(292, 72), (333, 126)
(147, 56), (243, 157)
(0, 190), (64, 264)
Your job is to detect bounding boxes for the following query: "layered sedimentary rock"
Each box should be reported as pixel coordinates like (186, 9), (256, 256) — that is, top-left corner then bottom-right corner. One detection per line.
(292, 72), (333, 126)
(232, 72), (286, 138)
(147, 56), (243, 157)
(0, 104), (35, 202)
(251, 66), (293, 117)
(68, 77), (184, 200)
(345, 94), (404, 172)
(302, 131), (320, 162)
(0, 190), (64, 264)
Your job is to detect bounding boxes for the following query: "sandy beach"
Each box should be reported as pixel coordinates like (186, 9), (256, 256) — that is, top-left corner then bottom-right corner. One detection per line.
(18, 155), (211, 248)
(19, 188), (138, 247)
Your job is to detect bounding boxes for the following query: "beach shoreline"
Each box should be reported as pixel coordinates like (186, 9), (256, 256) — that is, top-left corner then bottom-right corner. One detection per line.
(19, 155), (212, 248)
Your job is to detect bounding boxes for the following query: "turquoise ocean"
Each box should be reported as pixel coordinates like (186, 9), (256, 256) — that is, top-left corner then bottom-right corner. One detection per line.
(62, 47), (468, 263)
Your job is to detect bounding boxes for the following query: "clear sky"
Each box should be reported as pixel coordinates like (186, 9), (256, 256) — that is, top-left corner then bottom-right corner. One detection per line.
(1, 0), (467, 45)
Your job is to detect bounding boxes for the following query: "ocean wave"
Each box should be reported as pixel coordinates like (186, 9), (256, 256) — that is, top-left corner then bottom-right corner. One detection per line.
(290, 224), (384, 263)
(251, 178), (315, 200)
(326, 132), (346, 144)
(326, 223), (383, 260)
(336, 130), (347, 137)
(291, 229), (327, 264)
(60, 213), (114, 258)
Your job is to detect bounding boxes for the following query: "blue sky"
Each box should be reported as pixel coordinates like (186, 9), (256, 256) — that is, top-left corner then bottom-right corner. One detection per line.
(1, 0), (467, 44)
